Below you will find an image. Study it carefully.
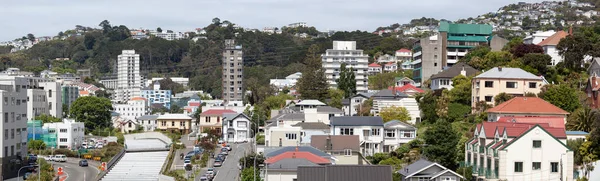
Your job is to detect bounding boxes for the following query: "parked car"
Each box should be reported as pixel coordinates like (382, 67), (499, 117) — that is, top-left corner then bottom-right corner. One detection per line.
(215, 156), (223, 162)
(96, 143), (104, 149)
(207, 168), (214, 176)
(79, 160), (88, 167)
(220, 147), (228, 153)
(218, 139), (224, 144)
(54, 155), (67, 162)
(225, 144), (232, 151)
(213, 161), (222, 167)
(217, 153), (226, 160)
(184, 159), (191, 166)
(46, 155), (55, 161)
(199, 176), (208, 181)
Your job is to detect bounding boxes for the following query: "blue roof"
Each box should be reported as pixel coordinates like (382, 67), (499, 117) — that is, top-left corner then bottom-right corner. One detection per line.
(566, 131), (589, 135)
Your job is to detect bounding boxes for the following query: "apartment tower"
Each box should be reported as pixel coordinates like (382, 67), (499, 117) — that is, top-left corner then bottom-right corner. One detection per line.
(222, 39), (244, 102)
(116, 50), (141, 103)
(322, 41), (369, 92)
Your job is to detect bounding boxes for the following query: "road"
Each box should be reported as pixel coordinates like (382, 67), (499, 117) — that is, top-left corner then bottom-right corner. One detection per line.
(213, 142), (250, 181)
(51, 158), (100, 181)
(173, 135), (195, 170)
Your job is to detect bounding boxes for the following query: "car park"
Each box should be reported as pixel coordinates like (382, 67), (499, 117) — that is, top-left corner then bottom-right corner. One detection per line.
(79, 160), (88, 167)
(213, 161), (222, 167)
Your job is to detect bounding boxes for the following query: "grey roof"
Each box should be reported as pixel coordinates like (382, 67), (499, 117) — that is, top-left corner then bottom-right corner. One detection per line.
(372, 89), (408, 99)
(397, 158), (434, 176)
(223, 113), (250, 121)
(475, 67), (542, 80)
(296, 100), (327, 106)
(330, 116), (384, 126)
(311, 135), (360, 151)
(342, 99), (350, 105)
(384, 120), (417, 130)
(265, 146), (331, 158)
(297, 165), (393, 181)
(430, 62), (479, 79)
(293, 122), (330, 130)
(267, 113), (305, 123)
(353, 92), (373, 99)
(317, 106), (344, 113)
(136, 115), (159, 120)
(267, 158), (318, 170)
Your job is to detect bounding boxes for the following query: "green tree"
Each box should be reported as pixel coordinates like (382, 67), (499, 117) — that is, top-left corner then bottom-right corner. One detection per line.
(327, 88), (344, 109)
(34, 114), (61, 124)
(423, 119), (459, 170)
(367, 153), (390, 164)
(336, 63), (356, 98)
(379, 157), (403, 170)
(27, 33), (36, 42)
(567, 138), (585, 166)
(436, 90), (451, 119)
(158, 77), (186, 94)
(28, 139), (46, 150)
(461, 45), (490, 62)
(447, 103), (471, 122)
(416, 91), (438, 123)
(297, 45), (329, 100)
(240, 166), (262, 181)
(579, 139), (598, 179)
(510, 44), (544, 58)
(448, 75), (472, 105)
(521, 53), (552, 74)
(70, 96), (113, 133)
(566, 107), (598, 132)
(456, 166), (473, 181)
(557, 34), (592, 71)
(494, 92), (514, 106)
(157, 27), (163, 33)
(379, 106), (411, 123)
(170, 105), (183, 113)
(502, 37), (524, 51)
(538, 84), (581, 113)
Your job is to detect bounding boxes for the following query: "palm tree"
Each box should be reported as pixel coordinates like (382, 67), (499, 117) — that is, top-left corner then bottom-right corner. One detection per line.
(566, 107), (598, 132)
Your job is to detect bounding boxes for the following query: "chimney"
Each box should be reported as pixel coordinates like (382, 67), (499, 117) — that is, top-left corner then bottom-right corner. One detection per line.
(460, 66), (466, 76)
(498, 66), (502, 72)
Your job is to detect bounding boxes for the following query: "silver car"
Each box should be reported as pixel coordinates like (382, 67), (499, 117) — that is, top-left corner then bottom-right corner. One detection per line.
(214, 161), (222, 167)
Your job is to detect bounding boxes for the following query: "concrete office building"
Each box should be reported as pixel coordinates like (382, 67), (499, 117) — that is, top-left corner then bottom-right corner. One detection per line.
(412, 22), (502, 86)
(322, 41), (369, 92)
(0, 77), (29, 179)
(61, 85), (79, 109)
(222, 39), (244, 102)
(116, 50), (141, 103)
(39, 82), (62, 119)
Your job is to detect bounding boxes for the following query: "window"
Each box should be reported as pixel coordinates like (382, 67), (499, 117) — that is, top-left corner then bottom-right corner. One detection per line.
(237, 121), (247, 128)
(371, 129), (380, 136)
(532, 162), (541, 170)
(400, 130), (415, 138)
(49, 129), (55, 133)
(514, 162), (523, 172)
(128, 122), (132, 128)
(340, 128), (354, 135)
(533, 140), (542, 148)
(3, 147), (6, 157)
(171, 121), (175, 126)
(49, 90), (52, 97)
(484, 81), (494, 88)
(506, 82), (517, 88)
(551, 162), (559, 172)
(485, 96), (493, 102)
(417, 178), (431, 181)
(285, 133), (297, 140)
(205, 117), (211, 123)
(344, 149), (352, 156)
(59, 129), (67, 133)
(3, 113), (7, 123)
(59, 138), (67, 142)
(440, 79), (450, 85)
(10, 129), (13, 139)
(529, 82), (537, 88)
(385, 130), (396, 138)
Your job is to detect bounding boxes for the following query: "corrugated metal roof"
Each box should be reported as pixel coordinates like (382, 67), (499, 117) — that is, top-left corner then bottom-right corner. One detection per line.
(101, 151), (169, 181)
(475, 67), (542, 80)
(297, 165), (393, 181)
(317, 106), (343, 113)
(330, 116), (384, 126)
(136, 115), (158, 120)
(267, 158), (318, 170)
(397, 158), (434, 176)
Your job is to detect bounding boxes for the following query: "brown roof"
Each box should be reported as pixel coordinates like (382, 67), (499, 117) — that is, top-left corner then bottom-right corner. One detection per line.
(537, 31), (568, 46)
(311, 135), (360, 151)
(430, 62), (479, 79)
(486, 97), (569, 115)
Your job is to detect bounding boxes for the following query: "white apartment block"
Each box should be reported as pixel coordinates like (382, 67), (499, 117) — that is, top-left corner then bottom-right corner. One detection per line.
(39, 82), (62, 119)
(26, 89), (48, 121)
(146, 77), (189, 88)
(150, 31), (185, 41)
(116, 50), (141, 103)
(113, 97), (148, 121)
(0, 75), (62, 119)
(100, 79), (118, 90)
(43, 119), (85, 149)
(322, 41), (369, 92)
(0, 78), (29, 176)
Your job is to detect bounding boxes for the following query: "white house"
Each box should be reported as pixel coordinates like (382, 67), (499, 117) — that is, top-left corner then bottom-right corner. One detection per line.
(538, 31), (568, 66)
(136, 115), (158, 132)
(222, 113), (251, 143)
(113, 97), (148, 121)
(429, 62), (478, 90)
(343, 92), (373, 116)
(294, 122), (330, 145)
(330, 116), (384, 156)
(265, 118), (303, 147)
(370, 90), (421, 124)
(302, 106), (343, 125)
(383, 62), (398, 72)
(465, 122), (573, 181)
(523, 30), (556, 45)
(383, 120), (417, 153)
(43, 119), (85, 149)
(368, 63), (382, 75)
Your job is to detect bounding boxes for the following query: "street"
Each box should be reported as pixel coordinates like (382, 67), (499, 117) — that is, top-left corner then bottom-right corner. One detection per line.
(51, 158), (100, 181)
(213, 142), (250, 181)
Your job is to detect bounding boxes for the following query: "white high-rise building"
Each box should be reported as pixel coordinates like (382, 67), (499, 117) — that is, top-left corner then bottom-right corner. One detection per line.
(321, 41), (369, 92)
(39, 82), (62, 118)
(116, 50), (141, 103)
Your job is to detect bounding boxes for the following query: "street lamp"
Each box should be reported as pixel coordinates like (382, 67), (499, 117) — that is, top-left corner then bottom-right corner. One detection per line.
(18, 165), (34, 181)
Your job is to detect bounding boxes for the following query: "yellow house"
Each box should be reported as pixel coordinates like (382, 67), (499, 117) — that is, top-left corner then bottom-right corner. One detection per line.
(471, 67), (545, 110)
(156, 114), (193, 134)
(198, 109), (236, 134)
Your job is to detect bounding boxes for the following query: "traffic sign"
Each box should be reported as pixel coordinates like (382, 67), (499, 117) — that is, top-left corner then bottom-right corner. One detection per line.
(101, 162), (107, 171)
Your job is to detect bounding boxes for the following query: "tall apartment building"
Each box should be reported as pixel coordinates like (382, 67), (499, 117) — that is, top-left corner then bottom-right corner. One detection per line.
(0, 77), (29, 179)
(39, 82), (62, 119)
(116, 50), (141, 103)
(222, 39), (244, 102)
(0, 76), (62, 119)
(412, 22), (494, 86)
(322, 41), (369, 92)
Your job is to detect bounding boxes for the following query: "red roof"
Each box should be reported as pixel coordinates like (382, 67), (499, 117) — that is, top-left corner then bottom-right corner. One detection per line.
(537, 31), (568, 46)
(385, 62), (396, 66)
(396, 48), (411, 53)
(265, 151), (330, 164)
(497, 116), (565, 129)
(368, 63), (381, 67)
(490, 141), (504, 149)
(486, 97), (569, 115)
(480, 121), (565, 139)
(188, 102), (201, 107)
(388, 84), (424, 93)
(200, 109), (236, 116)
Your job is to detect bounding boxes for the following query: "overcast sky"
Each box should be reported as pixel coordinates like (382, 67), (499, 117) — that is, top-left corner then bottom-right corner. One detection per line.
(1, 0), (544, 41)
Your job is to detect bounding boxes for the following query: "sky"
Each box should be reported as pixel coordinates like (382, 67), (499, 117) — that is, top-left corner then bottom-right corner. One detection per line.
(1, 0), (545, 41)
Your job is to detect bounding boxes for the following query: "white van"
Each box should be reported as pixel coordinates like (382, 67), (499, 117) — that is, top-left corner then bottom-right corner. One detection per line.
(54, 154), (67, 162)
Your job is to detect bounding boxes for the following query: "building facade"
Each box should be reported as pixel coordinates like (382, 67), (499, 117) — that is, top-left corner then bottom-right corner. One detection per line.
(199, 109), (236, 134)
(429, 62), (478, 90)
(116, 50), (141, 103)
(113, 97), (148, 121)
(26, 89), (48, 121)
(322, 41), (369, 92)
(471, 67), (545, 109)
(330, 117), (385, 156)
(42, 119), (85, 149)
(39, 82), (62, 119)
(156, 114), (193, 134)
(61, 86), (79, 110)
(0, 78), (29, 179)
(141, 81), (172, 109)
(222, 113), (251, 143)
(222, 39), (244, 102)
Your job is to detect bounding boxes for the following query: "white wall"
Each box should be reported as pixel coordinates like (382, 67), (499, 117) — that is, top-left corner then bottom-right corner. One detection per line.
(43, 119), (85, 149)
(430, 78), (454, 91)
(0, 89), (28, 159)
(266, 171), (297, 181)
(545, 45), (563, 66)
(372, 98), (421, 124)
(40, 82), (62, 119)
(27, 89), (48, 121)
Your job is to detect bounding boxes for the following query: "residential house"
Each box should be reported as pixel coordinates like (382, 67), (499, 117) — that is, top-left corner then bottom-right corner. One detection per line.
(565, 131), (588, 140)
(537, 30), (569, 66)
(115, 119), (139, 133)
(270, 72), (302, 91)
(368, 63), (382, 75)
(486, 97), (569, 123)
(464, 122), (573, 181)
(430, 62), (478, 90)
(370, 89), (421, 124)
(265, 117), (303, 147)
(395, 48), (412, 62)
(222, 113), (251, 143)
(311, 135), (367, 165)
(395, 77), (416, 86)
(330, 116), (384, 156)
(297, 165), (393, 181)
(585, 61), (600, 108)
(471, 67), (546, 109)
(401, 61), (413, 70)
(383, 120), (417, 152)
(136, 115), (158, 132)
(523, 30), (556, 45)
(377, 54), (397, 63)
(294, 122), (330, 145)
(388, 84), (424, 97)
(384, 62), (398, 72)
(397, 158), (464, 181)
(294, 100), (326, 111)
(303, 106), (343, 125)
(496, 116), (566, 129)
(264, 148), (332, 181)
(343, 92), (373, 116)
(156, 114), (193, 134)
(198, 109), (236, 134)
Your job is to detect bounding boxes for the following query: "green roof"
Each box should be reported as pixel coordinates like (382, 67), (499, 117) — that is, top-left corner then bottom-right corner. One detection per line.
(439, 21), (492, 35)
(447, 45), (475, 49)
(447, 36), (489, 42)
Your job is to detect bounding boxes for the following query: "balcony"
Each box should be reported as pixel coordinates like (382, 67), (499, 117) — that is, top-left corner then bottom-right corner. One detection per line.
(478, 167), (484, 176)
(472, 166), (478, 174)
(486, 168), (498, 179)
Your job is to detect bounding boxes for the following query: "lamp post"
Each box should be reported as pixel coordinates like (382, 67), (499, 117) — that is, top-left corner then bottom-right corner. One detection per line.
(18, 165), (33, 181)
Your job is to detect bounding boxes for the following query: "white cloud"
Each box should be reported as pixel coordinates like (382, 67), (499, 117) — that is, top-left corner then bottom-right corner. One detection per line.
(0, 0), (543, 41)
